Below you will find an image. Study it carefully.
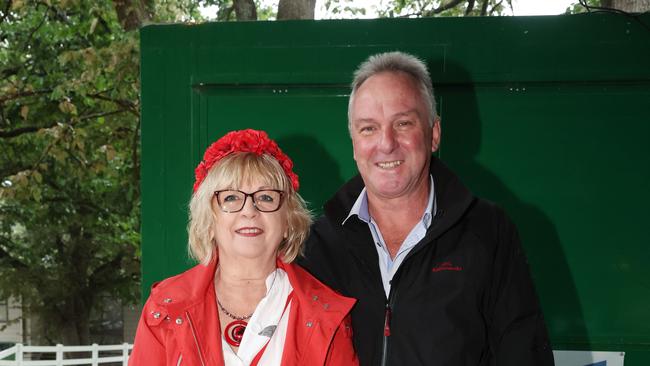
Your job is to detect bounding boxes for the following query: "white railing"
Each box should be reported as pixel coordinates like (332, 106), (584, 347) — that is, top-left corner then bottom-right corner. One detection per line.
(0, 343), (132, 366)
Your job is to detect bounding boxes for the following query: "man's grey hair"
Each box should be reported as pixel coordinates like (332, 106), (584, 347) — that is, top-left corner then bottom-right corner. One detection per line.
(348, 51), (437, 131)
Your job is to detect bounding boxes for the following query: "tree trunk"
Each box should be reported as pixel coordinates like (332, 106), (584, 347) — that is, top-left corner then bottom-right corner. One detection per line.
(60, 313), (90, 359)
(465, 0), (476, 15)
(479, 0), (490, 16)
(601, 0), (650, 11)
(112, 0), (154, 31)
(58, 297), (91, 346)
(277, 0), (316, 19)
(61, 323), (81, 346)
(234, 0), (258, 20)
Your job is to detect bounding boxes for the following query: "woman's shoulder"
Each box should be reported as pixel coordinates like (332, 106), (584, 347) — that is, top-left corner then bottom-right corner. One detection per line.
(146, 260), (216, 306)
(283, 262), (356, 309)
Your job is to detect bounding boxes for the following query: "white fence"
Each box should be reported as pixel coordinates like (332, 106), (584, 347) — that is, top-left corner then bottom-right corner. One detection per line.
(0, 344), (132, 366)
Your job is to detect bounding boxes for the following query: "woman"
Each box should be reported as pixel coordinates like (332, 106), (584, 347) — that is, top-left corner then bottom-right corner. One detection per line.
(129, 129), (358, 366)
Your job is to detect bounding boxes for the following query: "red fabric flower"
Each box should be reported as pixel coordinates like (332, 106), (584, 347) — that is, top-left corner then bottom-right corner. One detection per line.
(193, 129), (300, 192)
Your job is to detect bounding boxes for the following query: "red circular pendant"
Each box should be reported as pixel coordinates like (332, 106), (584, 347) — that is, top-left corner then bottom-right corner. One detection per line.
(224, 320), (247, 347)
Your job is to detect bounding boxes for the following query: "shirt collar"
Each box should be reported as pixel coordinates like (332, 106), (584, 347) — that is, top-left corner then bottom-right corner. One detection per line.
(343, 175), (436, 226)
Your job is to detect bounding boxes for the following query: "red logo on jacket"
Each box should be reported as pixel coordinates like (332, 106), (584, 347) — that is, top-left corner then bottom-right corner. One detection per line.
(432, 262), (463, 272)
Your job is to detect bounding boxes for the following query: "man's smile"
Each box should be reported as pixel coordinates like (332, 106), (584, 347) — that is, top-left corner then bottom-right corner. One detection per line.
(376, 160), (404, 169)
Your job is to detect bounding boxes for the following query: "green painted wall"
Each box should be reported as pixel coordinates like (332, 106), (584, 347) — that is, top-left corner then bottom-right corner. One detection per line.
(140, 14), (650, 363)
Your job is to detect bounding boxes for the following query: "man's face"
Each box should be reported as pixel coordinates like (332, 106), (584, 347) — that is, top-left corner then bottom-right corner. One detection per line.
(349, 71), (440, 200)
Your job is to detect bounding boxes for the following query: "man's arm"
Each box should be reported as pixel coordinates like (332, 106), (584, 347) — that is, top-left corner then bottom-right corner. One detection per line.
(486, 211), (555, 366)
(298, 218), (342, 291)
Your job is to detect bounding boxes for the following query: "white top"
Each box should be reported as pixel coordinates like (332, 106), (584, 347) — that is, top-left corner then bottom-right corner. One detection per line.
(221, 268), (293, 366)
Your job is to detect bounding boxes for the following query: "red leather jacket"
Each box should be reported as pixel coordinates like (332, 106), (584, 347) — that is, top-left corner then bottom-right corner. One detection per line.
(129, 258), (358, 366)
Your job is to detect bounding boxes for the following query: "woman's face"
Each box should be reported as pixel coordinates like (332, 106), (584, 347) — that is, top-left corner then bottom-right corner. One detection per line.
(211, 178), (288, 262)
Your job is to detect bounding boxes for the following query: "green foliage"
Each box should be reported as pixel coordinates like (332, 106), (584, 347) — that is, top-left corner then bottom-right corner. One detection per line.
(566, 0), (600, 13)
(0, 0), (151, 344)
(322, 0), (366, 18)
(255, 0), (277, 20)
(376, 0), (512, 18)
(200, 0), (276, 21)
(0, 0), (211, 342)
(151, 0), (206, 22)
(317, 0), (511, 19)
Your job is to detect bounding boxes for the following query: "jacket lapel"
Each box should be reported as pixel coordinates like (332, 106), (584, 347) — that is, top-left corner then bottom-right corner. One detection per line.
(184, 292), (224, 366)
(322, 157), (476, 276)
(322, 174), (385, 294)
(151, 259), (224, 366)
(343, 220), (385, 294)
(153, 259), (355, 366)
(280, 262), (356, 366)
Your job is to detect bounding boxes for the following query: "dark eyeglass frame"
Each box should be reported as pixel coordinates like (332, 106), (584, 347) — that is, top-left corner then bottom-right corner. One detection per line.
(214, 189), (285, 213)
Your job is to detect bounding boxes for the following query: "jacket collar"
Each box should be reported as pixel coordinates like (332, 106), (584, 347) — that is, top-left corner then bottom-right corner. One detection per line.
(280, 259), (356, 314)
(148, 256), (356, 366)
(324, 156), (475, 239)
(149, 258), (217, 313)
(150, 255), (355, 316)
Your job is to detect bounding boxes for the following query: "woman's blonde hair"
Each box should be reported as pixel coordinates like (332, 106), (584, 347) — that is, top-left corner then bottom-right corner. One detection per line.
(188, 152), (312, 265)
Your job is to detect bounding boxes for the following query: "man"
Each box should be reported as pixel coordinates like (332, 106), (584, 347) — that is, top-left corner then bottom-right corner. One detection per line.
(300, 52), (554, 366)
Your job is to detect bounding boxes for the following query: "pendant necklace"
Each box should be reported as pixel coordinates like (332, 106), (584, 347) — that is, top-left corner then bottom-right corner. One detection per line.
(218, 270), (278, 347)
(218, 298), (253, 347)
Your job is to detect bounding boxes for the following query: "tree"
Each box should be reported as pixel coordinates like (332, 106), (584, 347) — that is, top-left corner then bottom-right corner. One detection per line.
(601, 0), (650, 12)
(1, 0), (162, 345)
(203, 0), (514, 21)
(375, 0), (512, 17)
(0, 0), (217, 345)
(568, 0), (650, 13)
(278, 0), (316, 19)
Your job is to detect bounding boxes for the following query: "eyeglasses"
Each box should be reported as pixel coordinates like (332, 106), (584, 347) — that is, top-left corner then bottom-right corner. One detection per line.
(214, 189), (285, 213)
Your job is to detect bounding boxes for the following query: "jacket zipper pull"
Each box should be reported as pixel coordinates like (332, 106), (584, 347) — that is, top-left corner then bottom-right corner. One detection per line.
(383, 302), (392, 337)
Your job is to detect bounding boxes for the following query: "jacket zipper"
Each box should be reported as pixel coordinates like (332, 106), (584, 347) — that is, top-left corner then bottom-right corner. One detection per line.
(382, 236), (428, 366)
(381, 300), (391, 366)
(381, 246), (418, 366)
(381, 289), (397, 366)
(378, 209), (444, 365)
(185, 311), (207, 366)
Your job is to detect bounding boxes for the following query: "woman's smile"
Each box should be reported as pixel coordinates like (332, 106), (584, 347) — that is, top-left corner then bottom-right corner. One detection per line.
(235, 227), (264, 236)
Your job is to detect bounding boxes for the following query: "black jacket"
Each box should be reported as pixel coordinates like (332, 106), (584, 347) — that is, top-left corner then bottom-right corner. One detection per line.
(300, 157), (554, 366)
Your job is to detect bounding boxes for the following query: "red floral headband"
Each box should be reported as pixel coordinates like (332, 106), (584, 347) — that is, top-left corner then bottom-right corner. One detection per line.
(193, 129), (299, 193)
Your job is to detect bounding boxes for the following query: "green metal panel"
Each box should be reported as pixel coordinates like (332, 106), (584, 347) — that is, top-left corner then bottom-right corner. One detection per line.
(141, 14), (650, 364)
